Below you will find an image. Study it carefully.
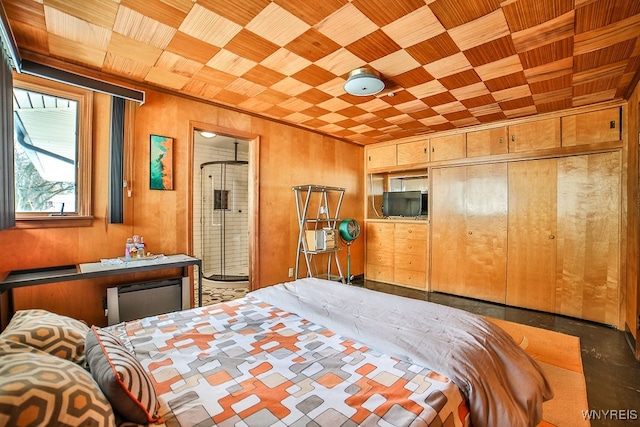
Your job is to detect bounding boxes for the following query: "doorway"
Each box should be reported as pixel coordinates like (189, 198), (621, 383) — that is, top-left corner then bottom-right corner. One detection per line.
(192, 127), (255, 305)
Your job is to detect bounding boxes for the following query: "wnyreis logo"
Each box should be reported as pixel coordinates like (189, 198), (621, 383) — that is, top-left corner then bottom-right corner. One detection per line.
(582, 409), (638, 420)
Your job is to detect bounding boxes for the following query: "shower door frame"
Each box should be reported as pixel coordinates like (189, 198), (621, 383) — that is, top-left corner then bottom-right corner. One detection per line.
(200, 158), (249, 282)
(189, 122), (260, 293)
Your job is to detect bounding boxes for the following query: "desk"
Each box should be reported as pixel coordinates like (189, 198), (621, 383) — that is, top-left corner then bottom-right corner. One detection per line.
(0, 254), (202, 327)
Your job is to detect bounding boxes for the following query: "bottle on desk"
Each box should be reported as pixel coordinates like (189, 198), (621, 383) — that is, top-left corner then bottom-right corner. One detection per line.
(136, 236), (146, 258)
(125, 238), (134, 259)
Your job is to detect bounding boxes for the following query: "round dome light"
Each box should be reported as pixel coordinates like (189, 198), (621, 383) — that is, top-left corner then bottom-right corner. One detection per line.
(344, 67), (385, 96)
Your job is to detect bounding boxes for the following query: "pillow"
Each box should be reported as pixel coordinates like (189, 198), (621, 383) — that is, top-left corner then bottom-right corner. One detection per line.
(0, 338), (116, 427)
(85, 326), (159, 424)
(0, 309), (89, 365)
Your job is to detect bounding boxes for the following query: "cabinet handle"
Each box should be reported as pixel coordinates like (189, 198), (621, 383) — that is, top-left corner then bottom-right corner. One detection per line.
(408, 229), (412, 233)
(610, 120), (616, 129)
(368, 156), (371, 161)
(499, 137), (503, 144)
(511, 135), (516, 142)
(549, 235), (555, 239)
(432, 147), (435, 152)
(468, 231), (473, 235)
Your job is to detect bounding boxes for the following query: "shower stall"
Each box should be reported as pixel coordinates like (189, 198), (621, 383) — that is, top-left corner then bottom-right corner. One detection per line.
(199, 142), (249, 282)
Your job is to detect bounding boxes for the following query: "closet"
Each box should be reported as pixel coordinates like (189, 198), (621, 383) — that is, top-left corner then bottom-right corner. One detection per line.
(431, 163), (508, 303)
(507, 152), (620, 325)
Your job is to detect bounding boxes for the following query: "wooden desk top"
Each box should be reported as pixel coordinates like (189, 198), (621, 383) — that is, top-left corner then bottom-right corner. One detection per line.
(0, 254), (201, 291)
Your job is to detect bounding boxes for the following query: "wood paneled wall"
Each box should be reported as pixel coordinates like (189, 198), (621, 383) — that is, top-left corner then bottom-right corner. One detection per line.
(0, 87), (365, 327)
(625, 81), (640, 357)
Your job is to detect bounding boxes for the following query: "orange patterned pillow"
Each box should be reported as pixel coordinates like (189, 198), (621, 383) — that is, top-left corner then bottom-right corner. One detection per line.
(0, 309), (90, 365)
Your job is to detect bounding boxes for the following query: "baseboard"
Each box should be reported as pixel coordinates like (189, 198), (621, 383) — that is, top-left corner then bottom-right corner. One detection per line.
(624, 322), (638, 360)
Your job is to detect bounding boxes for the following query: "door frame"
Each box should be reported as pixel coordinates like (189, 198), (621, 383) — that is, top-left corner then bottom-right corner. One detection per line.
(188, 121), (260, 292)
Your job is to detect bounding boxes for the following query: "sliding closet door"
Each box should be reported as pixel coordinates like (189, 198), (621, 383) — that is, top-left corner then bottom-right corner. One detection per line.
(464, 163), (507, 303)
(431, 166), (467, 295)
(556, 151), (620, 325)
(506, 159), (558, 312)
(431, 163), (507, 303)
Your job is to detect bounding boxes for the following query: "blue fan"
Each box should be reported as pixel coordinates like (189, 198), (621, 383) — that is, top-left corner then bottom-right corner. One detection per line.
(339, 218), (360, 284)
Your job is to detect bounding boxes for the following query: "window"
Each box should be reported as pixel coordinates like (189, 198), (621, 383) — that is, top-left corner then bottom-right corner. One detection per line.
(13, 74), (92, 228)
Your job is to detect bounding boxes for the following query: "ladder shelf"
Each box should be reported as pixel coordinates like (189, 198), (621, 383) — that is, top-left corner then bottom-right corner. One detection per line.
(293, 185), (345, 282)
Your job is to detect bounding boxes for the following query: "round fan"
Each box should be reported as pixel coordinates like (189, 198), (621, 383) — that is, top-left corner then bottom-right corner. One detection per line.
(339, 218), (360, 284)
(339, 218), (360, 242)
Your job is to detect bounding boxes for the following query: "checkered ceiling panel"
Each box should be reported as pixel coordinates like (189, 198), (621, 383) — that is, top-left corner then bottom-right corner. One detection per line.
(4, 0), (640, 144)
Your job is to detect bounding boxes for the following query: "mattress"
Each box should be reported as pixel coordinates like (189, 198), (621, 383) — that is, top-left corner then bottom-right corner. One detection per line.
(106, 292), (470, 426)
(106, 278), (552, 427)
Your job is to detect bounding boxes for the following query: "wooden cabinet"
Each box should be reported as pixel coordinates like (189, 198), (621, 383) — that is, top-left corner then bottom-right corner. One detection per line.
(366, 221), (428, 289)
(466, 126), (508, 157)
(431, 163), (508, 303)
(363, 106), (623, 326)
(429, 134), (466, 161)
(397, 139), (429, 166)
(506, 152), (621, 324)
(366, 145), (396, 169)
(562, 107), (621, 146)
(508, 118), (560, 152)
(366, 108), (619, 171)
(365, 222), (394, 283)
(394, 223), (428, 288)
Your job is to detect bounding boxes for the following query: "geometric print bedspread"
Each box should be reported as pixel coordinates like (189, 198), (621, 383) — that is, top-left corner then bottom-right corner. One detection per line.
(106, 296), (470, 427)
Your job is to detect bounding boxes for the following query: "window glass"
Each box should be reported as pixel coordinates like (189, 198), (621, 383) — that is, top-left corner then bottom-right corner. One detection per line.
(13, 87), (78, 213)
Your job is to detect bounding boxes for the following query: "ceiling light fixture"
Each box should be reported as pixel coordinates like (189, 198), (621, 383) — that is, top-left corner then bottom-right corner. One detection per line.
(200, 131), (216, 138)
(344, 67), (385, 96)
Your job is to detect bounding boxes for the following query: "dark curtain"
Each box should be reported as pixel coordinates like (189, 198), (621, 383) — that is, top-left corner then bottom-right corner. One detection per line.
(109, 96), (125, 224)
(0, 36), (14, 231)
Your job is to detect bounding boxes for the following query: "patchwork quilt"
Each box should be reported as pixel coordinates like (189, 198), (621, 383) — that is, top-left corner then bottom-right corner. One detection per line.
(108, 295), (470, 427)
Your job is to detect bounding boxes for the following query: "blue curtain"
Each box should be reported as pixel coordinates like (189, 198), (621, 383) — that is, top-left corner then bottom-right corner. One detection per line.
(109, 96), (125, 224)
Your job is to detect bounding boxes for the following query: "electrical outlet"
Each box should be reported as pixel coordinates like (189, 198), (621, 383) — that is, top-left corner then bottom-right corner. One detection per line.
(288, 267), (294, 278)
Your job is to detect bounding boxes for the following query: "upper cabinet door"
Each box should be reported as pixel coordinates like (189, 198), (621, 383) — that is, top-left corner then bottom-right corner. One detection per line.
(366, 145), (396, 169)
(397, 139), (429, 166)
(508, 118), (560, 152)
(561, 107), (622, 146)
(466, 127), (508, 158)
(430, 134), (466, 161)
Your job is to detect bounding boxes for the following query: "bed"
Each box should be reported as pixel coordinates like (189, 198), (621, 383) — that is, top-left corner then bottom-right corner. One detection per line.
(0, 278), (552, 427)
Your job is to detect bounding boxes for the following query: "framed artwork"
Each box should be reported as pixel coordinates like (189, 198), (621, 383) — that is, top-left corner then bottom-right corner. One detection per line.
(150, 134), (174, 190)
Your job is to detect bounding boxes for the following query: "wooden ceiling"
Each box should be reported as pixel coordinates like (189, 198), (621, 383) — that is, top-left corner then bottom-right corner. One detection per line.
(4, 0), (640, 145)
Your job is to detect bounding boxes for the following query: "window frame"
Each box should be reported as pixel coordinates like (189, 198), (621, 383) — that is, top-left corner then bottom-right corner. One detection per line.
(13, 73), (93, 228)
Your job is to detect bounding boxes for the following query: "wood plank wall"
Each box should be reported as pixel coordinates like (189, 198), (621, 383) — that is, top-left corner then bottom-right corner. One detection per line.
(626, 82), (640, 357)
(0, 85), (365, 327)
